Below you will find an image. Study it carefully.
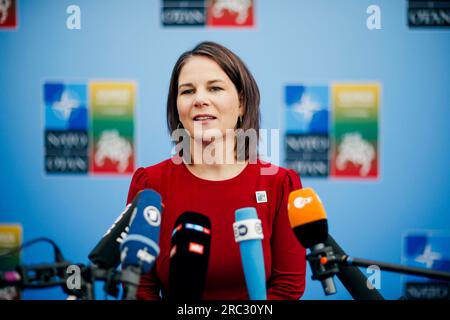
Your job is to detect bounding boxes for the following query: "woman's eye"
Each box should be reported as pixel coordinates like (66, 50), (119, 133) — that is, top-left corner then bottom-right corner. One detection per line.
(210, 87), (222, 92)
(180, 89), (193, 95)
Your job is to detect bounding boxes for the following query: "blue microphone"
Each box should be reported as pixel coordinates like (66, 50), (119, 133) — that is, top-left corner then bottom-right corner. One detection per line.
(234, 207), (267, 300)
(120, 189), (163, 300)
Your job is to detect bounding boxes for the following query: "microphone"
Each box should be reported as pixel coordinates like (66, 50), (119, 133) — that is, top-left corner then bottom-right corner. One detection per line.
(233, 207), (267, 300)
(0, 261), (77, 294)
(0, 271), (21, 287)
(324, 234), (384, 300)
(120, 189), (163, 300)
(168, 212), (211, 302)
(88, 193), (140, 269)
(288, 188), (338, 295)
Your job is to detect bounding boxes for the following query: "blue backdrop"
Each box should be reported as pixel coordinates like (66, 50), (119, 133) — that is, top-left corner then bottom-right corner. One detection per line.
(1, 0), (449, 300)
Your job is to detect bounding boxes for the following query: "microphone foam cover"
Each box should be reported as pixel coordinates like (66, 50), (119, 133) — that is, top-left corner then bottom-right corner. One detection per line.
(288, 188), (328, 248)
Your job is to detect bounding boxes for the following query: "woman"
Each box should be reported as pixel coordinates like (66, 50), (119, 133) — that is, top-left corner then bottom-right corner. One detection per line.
(126, 41), (306, 300)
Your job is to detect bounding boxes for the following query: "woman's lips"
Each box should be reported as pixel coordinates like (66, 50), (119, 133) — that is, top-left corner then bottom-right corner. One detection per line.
(194, 118), (216, 125)
(193, 115), (217, 124)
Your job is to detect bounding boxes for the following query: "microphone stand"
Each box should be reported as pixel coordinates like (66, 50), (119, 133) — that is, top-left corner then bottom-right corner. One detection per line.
(329, 255), (450, 282)
(79, 264), (123, 300)
(121, 265), (142, 300)
(0, 262), (132, 300)
(307, 244), (450, 298)
(324, 235), (384, 300)
(1, 261), (76, 290)
(72, 264), (142, 300)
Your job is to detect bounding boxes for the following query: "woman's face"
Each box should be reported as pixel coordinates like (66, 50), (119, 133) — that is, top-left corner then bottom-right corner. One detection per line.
(177, 56), (243, 142)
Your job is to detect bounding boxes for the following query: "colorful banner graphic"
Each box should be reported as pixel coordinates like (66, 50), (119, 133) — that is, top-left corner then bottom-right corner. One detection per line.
(0, 0), (18, 29)
(161, 0), (254, 27)
(284, 85), (330, 178)
(44, 83), (89, 174)
(331, 83), (380, 179)
(408, 0), (450, 28)
(402, 232), (450, 300)
(90, 82), (135, 175)
(43, 81), (135, 175)
(0, 224), (22, 300)
(161, 0), (206, 26)
(207, 0), (254, 27)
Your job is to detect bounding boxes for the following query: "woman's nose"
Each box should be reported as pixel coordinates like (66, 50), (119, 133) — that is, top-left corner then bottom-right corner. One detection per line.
(193, 88), (210, 107)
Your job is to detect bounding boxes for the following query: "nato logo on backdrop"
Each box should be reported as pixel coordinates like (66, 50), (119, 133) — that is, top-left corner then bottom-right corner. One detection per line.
(44, 83), (88, 130)
(285, 85), (330, 178)
(43, 81), (135, 175)
(285, 85), (329, 134)
(284, 83), (381, 180)
(44, 83), (89, 174)
(402, 232), (450, 300)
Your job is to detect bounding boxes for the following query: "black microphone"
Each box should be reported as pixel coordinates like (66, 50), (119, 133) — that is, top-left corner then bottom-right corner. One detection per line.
(88, 191), (140, 269)
(324, 235), (384, 300)
(168, 212), (211, 302)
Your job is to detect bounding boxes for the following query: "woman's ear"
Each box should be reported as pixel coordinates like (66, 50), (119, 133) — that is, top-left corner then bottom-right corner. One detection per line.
(239, 106), (245, 117)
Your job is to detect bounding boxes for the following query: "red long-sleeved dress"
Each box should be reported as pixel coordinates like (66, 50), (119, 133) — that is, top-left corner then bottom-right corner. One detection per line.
(126, 156), (306, 300)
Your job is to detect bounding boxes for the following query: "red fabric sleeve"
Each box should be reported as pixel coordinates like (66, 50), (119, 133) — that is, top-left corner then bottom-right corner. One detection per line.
(126, 167), (163, 300)
(126, 167), (145, 205)
(267, 169), (307, 300)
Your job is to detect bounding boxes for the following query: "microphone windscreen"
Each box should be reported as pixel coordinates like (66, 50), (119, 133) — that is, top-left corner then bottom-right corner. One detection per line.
(88, 193), (140, 269)
(169, 211), (211, 301)
(288, 188), (328, 249)
(121, 189), (163, 273)
(234, 207), (266, 300)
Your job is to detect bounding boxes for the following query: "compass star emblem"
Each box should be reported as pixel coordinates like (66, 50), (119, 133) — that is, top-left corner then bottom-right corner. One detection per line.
(415, 244), (441, 268)
(52, 90), (79, 120)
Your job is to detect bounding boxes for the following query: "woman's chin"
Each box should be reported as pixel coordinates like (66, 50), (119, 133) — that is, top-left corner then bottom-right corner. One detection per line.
(192, 129), (224, 143)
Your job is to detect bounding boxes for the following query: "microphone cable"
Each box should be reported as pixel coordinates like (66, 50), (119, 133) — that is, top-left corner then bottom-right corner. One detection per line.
(0, 237), (65, 263)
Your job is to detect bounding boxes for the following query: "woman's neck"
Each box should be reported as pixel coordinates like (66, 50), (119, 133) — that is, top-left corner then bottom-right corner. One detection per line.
(184, 136), (248, 181)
